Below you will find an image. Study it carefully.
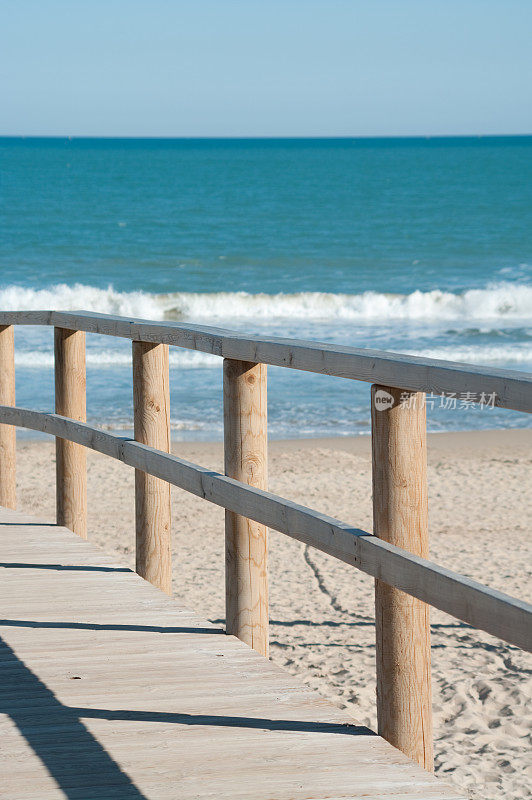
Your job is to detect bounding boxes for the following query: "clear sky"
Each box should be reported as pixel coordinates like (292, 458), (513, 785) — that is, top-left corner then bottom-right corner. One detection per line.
(1, 0), (531, 137)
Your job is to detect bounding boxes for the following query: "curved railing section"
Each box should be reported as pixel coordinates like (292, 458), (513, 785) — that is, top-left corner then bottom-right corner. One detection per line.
(0, 309), (530, 773)
(0, 403), (529, 652)
(1, 309), (531, 412)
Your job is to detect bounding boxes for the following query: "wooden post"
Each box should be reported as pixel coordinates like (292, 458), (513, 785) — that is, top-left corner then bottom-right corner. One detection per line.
(0, 325), (16, 509)
(223, 359), (268, 657)
(132, 341), (172, 596)
(371, 384), (433, 771)
(55, 328), (87, 538)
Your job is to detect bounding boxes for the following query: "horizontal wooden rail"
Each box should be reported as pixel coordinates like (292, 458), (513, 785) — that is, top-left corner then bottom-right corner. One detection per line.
(0, 404), (530, 653)
(1, 310), (531, 412)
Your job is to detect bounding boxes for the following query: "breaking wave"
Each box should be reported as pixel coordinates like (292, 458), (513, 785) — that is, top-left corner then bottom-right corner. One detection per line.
(1, 281), (531, 323)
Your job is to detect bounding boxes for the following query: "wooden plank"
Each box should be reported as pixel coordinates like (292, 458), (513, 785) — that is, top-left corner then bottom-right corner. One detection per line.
(132, 342), (172, 596)
(224, 359), (268, 656)
(0, 406), (530, 652)
(0, 325), (16, 508)
(0, 506), (464, 799)
(54, 328), (87, 538)
(371, 386), (433, 770)
(1, 310), (531, 412)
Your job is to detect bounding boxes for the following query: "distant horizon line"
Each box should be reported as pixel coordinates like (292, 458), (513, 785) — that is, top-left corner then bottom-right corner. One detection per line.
(1, 133), (531, 141)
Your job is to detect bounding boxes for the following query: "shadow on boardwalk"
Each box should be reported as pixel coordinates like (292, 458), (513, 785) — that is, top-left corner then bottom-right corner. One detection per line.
(1, 637), (148, 799)
(1, 619), (375, 798)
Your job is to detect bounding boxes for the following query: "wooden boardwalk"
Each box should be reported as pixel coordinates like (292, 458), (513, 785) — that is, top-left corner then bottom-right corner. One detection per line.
(0, 506), (464, 800)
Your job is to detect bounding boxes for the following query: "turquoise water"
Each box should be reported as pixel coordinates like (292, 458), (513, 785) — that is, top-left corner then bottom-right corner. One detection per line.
(1, 136), (531, 437)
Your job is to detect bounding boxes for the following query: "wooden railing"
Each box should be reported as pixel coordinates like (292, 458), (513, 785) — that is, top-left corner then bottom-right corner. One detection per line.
(0, 310), (531, 774)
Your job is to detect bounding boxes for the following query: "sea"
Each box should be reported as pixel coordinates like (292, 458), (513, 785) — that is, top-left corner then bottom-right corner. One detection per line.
(1, 136), (531, 439)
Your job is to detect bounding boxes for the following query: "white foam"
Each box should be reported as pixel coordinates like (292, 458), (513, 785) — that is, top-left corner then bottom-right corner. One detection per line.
(403, 345), (532, 365)
(98, 419), (210, 432)
(1, 280), (531, 323)
(15, 349), (219, 369)
(14, 343), (531, 371)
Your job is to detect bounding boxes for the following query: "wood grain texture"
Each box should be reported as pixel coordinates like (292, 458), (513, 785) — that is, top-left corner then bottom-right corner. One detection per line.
(371, 385), (433, 770)
(0, 505), (465, 799)
(0, 407), (531, 652)
(0, 325), (16, 509)
(224, 359), (268, 657)
(1, 310), (531, 412)
(54, 328), (87, 538)
(132, 341), (172, 596)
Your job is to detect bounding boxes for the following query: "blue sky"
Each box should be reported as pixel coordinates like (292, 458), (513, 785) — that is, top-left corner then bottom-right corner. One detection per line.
(1, 0), (531, 137)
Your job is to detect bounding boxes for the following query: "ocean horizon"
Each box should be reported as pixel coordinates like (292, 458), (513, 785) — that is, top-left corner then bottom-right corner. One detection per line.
(2, 135), (531, 438)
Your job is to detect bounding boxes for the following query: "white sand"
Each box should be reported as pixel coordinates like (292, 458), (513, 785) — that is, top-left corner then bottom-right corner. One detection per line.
(14, 429), (532, 800)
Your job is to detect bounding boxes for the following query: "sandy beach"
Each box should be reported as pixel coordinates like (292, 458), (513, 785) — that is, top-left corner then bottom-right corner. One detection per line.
(14, 428), (532, 800)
